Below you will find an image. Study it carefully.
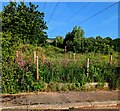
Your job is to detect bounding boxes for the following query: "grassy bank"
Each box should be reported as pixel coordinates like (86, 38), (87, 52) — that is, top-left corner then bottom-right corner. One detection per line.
(2, 44), (120, 94)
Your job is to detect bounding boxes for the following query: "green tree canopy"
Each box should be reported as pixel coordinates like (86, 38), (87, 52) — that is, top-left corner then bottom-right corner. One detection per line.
(112, 38), (120, 52)
(64, 26), (84, 52)
(53, 36), (64, 48)
(2, 2), (48, 45)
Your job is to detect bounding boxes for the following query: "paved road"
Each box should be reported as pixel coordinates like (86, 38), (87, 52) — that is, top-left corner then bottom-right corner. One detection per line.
(1, 90), (119, 111)
(1, 108), (119, 111)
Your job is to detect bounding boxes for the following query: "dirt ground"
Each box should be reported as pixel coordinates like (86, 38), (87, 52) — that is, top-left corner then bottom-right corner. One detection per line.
(1, 90), (119, 108)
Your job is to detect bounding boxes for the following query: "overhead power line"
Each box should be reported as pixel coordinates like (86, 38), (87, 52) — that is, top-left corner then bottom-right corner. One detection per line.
(64, 2), (92, 24)
(56, 2), (71, 20)
(47, 0), (60, 24)
(57, 2), (118, 36)
(43, 0), (46, 12)
(76, 2), (118, 26)
(49, 1), (92, 33)
(48, 2), (71, 26)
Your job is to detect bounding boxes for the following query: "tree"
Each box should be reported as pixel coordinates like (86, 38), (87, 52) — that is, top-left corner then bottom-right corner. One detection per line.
(53, 36), (64, 48)
(112, 38), (120, 52)
(104, 37), (112, 45)
(93, 36), (114, 54)
(87, 37), (95, 52)
(94, 36), (103, 53)
(2, 2), (48, 45)
(64, 26), (84, 52)
(0, 12), (1, 32)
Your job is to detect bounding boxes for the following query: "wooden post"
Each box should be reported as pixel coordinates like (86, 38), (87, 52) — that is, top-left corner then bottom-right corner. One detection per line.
(36, 56), (39, 81)
(64, 46), (67, 54)
(73, 53), (76, 63)
(86, 58), (89, 77)
(16, 50), (18, 64)
(18, 51), (24, 69)
(20, 52), (24, 69)
(34, 51), (36, 64)
(109, 55), (112, 65)
(64, 46), (67, 62)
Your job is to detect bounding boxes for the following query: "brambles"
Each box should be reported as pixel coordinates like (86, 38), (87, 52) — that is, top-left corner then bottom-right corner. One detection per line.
(2, 46), (119, 94)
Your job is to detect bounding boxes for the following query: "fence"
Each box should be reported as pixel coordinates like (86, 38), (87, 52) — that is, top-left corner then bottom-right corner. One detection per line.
(16, 50), (113, 81)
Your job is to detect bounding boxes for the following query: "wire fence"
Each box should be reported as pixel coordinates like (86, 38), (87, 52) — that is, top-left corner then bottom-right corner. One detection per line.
(15, 50), (116, 81)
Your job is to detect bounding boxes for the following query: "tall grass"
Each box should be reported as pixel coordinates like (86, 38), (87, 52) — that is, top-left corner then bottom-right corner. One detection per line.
(2, 44), (120, 94)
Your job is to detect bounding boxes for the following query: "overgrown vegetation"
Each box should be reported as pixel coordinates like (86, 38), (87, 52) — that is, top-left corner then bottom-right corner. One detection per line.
(1, 2), (120, 94)
(2, 43), (120, 94)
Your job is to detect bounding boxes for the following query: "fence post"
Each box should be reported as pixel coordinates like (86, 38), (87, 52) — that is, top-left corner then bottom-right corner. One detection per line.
(73, 53), (76, 63)
(64, 46), (67, 62)
(86, 58), (89, 77)
(18, 51), (24, 69)
(16, 50), (18, 63)
(34, 51), (36, 64)
(36, 56), (39, 81)
(109, 55), (112, 65)
(20, 52), (24, 69)
(64, 46), (67, 54)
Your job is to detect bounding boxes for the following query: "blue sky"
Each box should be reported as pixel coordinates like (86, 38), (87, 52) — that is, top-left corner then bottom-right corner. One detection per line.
(1, 2), (118, 39)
